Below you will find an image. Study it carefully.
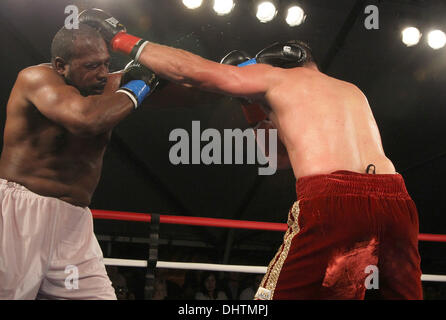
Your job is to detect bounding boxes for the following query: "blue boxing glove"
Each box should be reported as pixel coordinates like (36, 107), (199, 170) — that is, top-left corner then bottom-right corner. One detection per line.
(116, 61), (159, 109)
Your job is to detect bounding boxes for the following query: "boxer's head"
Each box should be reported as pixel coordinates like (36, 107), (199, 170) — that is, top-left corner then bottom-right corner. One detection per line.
(286, 40), (318, 69)
(51, 24), (110, 96)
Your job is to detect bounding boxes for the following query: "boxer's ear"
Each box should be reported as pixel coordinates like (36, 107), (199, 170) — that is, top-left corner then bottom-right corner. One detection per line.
(53, 57), (69, 76)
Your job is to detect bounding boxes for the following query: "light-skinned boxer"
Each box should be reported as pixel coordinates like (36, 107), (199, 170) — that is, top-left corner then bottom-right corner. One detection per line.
(80, 9), (423, 300)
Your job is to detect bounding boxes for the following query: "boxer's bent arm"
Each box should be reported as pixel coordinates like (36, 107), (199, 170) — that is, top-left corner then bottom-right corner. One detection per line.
(19, 67), (133, 136)
(137, 42), (283, 101)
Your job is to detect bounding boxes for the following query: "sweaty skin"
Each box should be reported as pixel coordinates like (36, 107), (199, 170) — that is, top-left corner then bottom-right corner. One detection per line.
(0, 65), (131, 207)
(0, 36), (135, 207)
(0, 36), (222, 208)
(136, 42), (395, 178)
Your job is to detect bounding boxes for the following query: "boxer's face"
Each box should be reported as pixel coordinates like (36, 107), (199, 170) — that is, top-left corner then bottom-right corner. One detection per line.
(57, 36), (110, 96)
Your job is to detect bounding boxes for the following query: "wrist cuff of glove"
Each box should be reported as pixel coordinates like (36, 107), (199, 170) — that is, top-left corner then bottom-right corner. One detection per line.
(111, 32), (149, 61)
(237, 58), (257, 67)
(117, 80), (152, 109)
(241, 103), (267, 125)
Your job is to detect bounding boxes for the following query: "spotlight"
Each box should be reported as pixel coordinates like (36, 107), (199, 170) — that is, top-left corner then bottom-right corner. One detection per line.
(182, 0), (203, 10)
(401, 27), (422, 47)
(213, 0), (235, 16)
(285, 5), (305, 27)
(427, 29), (446, 50)
(256, 1), (277, 23)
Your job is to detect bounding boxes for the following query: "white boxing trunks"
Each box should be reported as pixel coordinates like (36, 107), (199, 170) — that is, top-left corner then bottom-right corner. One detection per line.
(0, 179), (116, 299)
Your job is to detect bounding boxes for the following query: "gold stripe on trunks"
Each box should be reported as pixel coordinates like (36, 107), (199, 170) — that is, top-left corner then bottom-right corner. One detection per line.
(260, 200), (301, 299)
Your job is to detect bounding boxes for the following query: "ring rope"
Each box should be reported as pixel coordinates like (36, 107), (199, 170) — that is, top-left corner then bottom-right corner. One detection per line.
(103, 258), (446, 282)
(94, 209), (446, 283)
(92, 209), (446, 242)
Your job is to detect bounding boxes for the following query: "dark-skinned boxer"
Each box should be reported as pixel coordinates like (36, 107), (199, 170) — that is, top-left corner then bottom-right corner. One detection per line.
(0, 24), (159, 299)
(80, 9), (422, 299)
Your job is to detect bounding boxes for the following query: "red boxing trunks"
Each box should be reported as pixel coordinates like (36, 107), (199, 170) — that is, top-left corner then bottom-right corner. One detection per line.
(256, 170), (422, 300)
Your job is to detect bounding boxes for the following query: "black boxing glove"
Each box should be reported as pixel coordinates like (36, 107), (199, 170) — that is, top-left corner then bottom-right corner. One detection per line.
(78, 8), (126, 42)
(116, 61), (159, 109)
(79, 8), (148, 61)
(220, 50), (267, 126)
(220, 50), (251, 67)
(254, 41), (307, 68)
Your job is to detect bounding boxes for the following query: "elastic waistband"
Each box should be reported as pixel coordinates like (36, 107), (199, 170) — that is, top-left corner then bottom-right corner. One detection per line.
(0, 178), (89, 211)
(0, 178), (31, 192)
(296, 170), (411, 201)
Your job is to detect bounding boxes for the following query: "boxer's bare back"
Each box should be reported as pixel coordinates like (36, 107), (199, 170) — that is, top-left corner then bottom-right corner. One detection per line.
(137, 42), (396, 179)
(263, 66), (396, 178)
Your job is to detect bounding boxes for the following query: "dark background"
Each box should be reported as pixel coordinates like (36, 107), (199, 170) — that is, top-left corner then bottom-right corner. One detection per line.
(0, 0), (445, 283)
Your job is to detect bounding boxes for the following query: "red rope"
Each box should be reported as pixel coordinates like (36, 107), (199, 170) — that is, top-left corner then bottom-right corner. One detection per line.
(92, 209), (286, 231)
(92, 209), (446, 242)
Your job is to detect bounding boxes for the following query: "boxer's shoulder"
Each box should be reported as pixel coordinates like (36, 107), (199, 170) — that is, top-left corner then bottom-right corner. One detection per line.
(20, 63), (53, 76)
(18, 64), (61, 86)
(283, 67), (325, 87)
(316, 71), (365, 98)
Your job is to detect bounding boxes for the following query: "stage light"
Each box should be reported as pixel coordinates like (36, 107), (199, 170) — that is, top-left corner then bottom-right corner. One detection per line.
(256, 1), (277, 23)
(213, 0), (235, 16)
(427, 29), (446, 50)
(285, 5), (305, 27)
(182, 0), (203, 10)
(401, 27), (422, 47)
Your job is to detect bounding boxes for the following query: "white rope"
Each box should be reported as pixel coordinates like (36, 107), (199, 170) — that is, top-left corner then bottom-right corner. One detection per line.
(104, 258), (446, 282)
(421, 274), (446, 282)
(104, 258), (267, 274)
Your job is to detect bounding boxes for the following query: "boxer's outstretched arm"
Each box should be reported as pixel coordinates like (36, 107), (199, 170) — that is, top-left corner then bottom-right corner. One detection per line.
(137, 42), (284, 101)
(19, 66), (134, 136)
(79, 9), (283, 101)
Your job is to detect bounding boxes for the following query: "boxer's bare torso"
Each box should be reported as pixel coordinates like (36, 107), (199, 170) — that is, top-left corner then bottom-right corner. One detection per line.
(0, 60), (218, 208)
(263, 66), (395, 179)
(0, 65), (123, 207)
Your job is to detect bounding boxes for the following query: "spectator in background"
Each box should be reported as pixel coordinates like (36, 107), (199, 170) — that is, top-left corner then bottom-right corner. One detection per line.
(183, 270), (202, 300)
(152, 278), (168, 300)
(239, 274), (263, 300)
(106, 266), (135, 300)
(152, 269), (183, 300)
(223, 272), (241, 300)
(195, 272), (228, 300)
